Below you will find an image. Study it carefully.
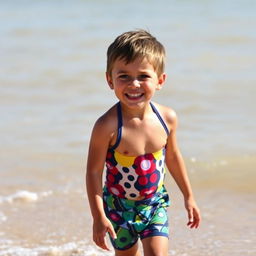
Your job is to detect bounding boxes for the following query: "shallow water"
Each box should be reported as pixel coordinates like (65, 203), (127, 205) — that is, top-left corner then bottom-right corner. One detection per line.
(0, 0), (256, 255)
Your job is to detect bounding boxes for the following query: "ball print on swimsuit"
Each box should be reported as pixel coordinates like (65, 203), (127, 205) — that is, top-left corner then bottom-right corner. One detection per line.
(105, 147), (166, 200)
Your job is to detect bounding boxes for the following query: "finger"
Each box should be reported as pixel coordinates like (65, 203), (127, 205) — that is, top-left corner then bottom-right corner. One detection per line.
(99, 238), (110, 251)
(94, 233), (110, 251)
(193, 210), (201, 228)
(187, 220), (194, 228)
(188, 211), (201, 229)
(97, 239), (110, 251)
(194, 215), (201, 228)
(192, 218), (199, 229)
(187, 208), (194, 226)
(107, 225), (117, 240)
(189, 220), (197, 229)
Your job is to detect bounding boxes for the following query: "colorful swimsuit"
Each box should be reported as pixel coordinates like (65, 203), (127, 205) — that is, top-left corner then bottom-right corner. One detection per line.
(103, 102), (170, 250)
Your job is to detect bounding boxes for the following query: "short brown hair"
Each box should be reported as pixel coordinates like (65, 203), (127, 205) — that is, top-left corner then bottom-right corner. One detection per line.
(106, 30), (166, 77)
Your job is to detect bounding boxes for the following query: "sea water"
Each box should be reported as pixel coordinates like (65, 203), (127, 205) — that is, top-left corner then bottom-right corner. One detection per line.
(0, 0), (255, 255)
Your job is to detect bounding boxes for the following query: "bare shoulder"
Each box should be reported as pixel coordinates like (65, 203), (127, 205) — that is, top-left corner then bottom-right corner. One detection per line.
(92, 104), (118, 140)
(152, 102), (178, 130)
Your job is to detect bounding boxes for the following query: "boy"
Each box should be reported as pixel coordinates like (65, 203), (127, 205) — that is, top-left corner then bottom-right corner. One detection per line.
(86, 29), (200, 256)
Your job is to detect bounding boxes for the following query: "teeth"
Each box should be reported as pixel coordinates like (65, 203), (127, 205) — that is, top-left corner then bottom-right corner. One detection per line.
(127, 93), (142, 98)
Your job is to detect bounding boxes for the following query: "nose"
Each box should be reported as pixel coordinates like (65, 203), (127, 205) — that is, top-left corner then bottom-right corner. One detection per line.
(130, 78), (140, 88)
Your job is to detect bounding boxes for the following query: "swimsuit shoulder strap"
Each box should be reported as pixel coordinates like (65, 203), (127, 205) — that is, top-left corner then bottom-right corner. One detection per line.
(150, 102), (170, 135)
(109, 102), (169, 151)
(109, 102), (122, 150)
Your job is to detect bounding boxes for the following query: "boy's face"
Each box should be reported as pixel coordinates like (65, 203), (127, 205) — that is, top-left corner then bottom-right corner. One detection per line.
(106, 57), (166, 108)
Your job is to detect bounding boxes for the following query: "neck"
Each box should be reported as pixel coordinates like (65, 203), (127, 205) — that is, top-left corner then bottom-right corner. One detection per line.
(120, 101), (152, 120)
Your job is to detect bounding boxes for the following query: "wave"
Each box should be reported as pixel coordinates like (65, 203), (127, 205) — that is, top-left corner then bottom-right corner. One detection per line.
(0, 241), (114, 256)
(0, 190), (53, 204)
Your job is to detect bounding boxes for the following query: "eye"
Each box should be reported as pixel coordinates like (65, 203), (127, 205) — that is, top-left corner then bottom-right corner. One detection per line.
(119, 75), (128, 79)
(118, 74), (131, 81)
(138, 74), (151, 81)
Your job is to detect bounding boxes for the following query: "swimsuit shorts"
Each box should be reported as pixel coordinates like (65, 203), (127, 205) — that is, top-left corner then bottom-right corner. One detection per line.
(103, 186), (170, 250)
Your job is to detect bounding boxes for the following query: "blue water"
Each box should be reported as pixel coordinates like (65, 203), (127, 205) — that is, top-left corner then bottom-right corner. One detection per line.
(1, 0), (255, 159)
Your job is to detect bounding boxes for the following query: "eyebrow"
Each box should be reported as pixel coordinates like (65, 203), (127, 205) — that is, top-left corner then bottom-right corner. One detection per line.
(116, 69), (151, 75)
(116, 70), (128, 74)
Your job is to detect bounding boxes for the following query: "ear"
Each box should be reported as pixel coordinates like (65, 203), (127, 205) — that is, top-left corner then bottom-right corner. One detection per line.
(106, 72), (114, 89)
(156, 73), (166, 90)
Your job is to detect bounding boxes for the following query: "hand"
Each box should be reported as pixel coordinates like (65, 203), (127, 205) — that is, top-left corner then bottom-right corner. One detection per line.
(93, 216), (117, 250)
(184, 197), (201, 229)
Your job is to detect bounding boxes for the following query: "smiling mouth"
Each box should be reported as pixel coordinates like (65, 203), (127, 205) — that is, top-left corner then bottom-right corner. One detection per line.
(125, 93), (144, 100)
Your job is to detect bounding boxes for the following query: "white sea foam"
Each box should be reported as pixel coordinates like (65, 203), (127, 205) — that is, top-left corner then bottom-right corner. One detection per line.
(0, 190), (53, 204)
(40, 191), (53, 198)
(0, 212), (7, 222)
(190, 157), (197, 163)
(1, 191), (38, 203)
(0, 242), (114, 256)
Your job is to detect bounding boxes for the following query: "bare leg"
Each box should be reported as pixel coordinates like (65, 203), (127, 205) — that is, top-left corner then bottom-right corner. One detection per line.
(141, 236), (168, 256)
(115, 241), (141, 256)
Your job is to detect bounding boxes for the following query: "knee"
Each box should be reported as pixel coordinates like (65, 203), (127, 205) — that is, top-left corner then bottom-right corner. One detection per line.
(142, 236), (168, 256)
(149, 252), (167, 256)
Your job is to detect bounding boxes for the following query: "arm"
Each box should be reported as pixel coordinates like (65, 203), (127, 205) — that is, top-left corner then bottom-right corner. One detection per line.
(165, 110), (201, 228)
(86, 116), (117, 250)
